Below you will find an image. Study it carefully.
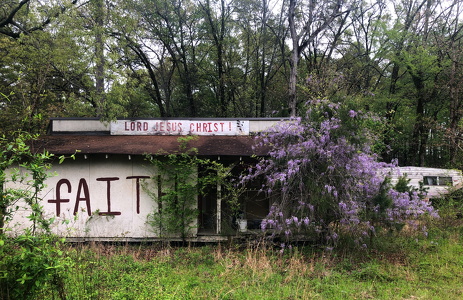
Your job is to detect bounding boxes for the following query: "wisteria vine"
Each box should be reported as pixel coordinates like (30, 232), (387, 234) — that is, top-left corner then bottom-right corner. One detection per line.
(242, 100), (437, 247)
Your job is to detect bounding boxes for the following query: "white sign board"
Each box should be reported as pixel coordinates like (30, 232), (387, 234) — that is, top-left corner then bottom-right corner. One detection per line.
(111, 120), (249, 136)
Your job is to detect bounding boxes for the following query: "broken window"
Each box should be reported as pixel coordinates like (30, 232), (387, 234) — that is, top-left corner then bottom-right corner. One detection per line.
(423, 176), (453, 186)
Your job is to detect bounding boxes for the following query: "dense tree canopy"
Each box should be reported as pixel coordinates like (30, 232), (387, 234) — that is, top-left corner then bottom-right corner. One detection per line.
(2, 0), (463, 168)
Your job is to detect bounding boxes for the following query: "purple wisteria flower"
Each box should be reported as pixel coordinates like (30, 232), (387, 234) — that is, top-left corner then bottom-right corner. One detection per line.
(241, 100), (438, 248)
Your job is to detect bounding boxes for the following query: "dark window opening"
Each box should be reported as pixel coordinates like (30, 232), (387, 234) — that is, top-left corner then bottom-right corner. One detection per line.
(423, 176), (453, 186)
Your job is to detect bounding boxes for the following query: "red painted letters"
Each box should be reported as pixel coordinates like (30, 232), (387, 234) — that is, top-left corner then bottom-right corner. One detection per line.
(49, 176), (152, 217)
(96, 177), (121, 216)
(126, 176), (150, 214)
(48, 179), (71, 216)
(74, 178), (92, 216)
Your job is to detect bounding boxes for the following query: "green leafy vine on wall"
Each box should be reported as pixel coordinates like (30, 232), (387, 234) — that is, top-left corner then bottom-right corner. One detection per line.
(144, 136), (240, 241)
(0, 132), (74, 300)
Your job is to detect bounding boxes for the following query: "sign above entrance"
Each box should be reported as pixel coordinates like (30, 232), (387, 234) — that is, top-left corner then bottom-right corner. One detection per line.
(110, 120), (250, 136)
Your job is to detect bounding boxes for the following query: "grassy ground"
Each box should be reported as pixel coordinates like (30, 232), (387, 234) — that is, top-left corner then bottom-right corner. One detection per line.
(37, 214), (463, 300)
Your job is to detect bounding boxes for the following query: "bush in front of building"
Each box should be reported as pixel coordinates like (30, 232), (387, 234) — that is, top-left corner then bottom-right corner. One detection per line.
(241, 100), (437, 249)
(0, 133), (72, 300)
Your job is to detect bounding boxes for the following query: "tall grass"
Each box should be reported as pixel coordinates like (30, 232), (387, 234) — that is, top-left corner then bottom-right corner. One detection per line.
(28, 205), (463, 299)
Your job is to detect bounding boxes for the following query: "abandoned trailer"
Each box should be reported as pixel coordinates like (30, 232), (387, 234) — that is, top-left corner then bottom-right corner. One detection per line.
(8, 118), (285, 242)
(388, 166), (463, 199)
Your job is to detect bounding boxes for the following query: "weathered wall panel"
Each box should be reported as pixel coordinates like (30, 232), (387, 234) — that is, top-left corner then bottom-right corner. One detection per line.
(388, 167), (463, 198)
(6, 155), (198, 239)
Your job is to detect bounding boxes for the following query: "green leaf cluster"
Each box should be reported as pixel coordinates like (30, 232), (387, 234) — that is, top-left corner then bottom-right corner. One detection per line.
(144, 136), (238, 240)
(0, 132), (72, 300)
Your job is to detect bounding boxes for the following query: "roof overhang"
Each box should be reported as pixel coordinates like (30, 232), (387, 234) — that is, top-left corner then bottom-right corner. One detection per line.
(32, 134), (269, 157)
(36, 118), (284, 157)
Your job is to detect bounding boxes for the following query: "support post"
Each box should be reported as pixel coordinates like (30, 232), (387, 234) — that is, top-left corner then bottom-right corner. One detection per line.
(216, 182), (222, 234)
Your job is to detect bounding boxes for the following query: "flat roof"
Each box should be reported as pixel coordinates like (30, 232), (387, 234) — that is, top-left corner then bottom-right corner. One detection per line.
(32, 133), (268, 156)
(33, 118), (282, 156)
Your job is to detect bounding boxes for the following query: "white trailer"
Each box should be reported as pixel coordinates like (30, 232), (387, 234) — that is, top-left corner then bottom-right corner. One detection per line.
(386, 167), (463, 198)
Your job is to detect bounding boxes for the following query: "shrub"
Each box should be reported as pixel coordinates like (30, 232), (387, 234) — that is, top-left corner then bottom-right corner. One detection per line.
(241, 100), (437, 248)
(0, 133), (72, 299)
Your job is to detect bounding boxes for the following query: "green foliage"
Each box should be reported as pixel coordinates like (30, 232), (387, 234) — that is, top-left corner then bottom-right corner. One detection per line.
(372, 177), (393, 214)
(394, 175), (411, 193)
(0, 132), (72, 300)
(394, 175), (428, 199)
(146, 155), (199, 239)
(367, 175), (429, 238)
(0, 132), (52, 233)
(38, 223), (463, 300)
(0, 235), (71, 300)
(4, 0), (463, 167)
(431, 187), (463, 227)
(145, 136), (237, 240)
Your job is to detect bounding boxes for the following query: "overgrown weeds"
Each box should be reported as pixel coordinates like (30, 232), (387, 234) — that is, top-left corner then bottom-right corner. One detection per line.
(4, 198), (463, 299)
(40, 219), (459, 299)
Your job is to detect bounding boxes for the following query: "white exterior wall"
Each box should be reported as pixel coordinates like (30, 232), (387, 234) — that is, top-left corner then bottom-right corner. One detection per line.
(6, 156), (198, 240)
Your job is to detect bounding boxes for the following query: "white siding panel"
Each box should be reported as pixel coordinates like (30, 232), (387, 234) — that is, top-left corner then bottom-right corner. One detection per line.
(7, 156), (176, 239)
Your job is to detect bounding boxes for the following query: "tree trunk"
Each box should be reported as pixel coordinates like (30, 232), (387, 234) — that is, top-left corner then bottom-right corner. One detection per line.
(94, 0), (105, 117)
(287, 0), (343, 117)
(201, 0), (228, 117)
(288, 0), (299, 117)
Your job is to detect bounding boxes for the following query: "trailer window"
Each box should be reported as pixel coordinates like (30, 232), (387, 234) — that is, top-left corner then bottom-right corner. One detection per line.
(423, 176), (453, 186)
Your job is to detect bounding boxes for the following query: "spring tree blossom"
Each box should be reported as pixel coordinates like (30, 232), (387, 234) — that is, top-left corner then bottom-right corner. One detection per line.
(242, 100), (437, 247)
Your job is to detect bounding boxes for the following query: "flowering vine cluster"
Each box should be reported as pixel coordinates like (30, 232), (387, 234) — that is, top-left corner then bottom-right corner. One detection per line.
(242, 100), (437, 247)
